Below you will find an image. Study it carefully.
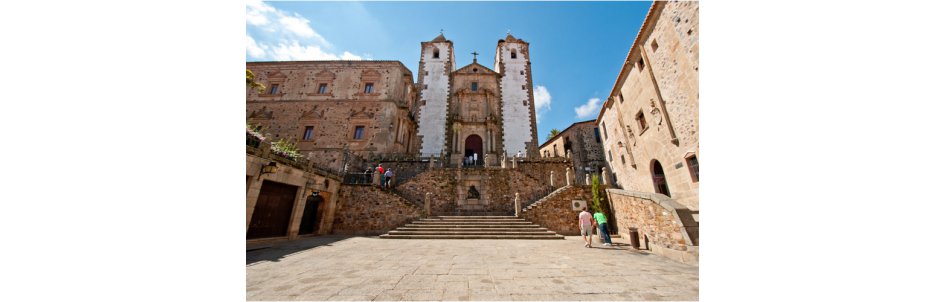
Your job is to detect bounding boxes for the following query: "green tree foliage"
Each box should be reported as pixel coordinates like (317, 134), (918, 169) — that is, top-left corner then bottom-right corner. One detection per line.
(591, 174), (601, 212)
(246, 69), (266, 92)
(546, 128), (561, 141)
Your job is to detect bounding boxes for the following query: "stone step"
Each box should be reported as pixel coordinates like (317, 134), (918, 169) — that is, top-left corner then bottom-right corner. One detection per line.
(397, 227), (549, 232)
(429, 216), (520, 219)
(387, 230), (558, 236)
(410, 221), (534, 224)
(379, 234), (565, 240)
(417, 217), (525, 222)
(417, 219), (528, 223)
(404, 224), (541, 228)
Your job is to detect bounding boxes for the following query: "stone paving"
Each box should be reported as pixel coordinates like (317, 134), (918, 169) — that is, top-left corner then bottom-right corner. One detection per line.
(247, 236), (698, 301)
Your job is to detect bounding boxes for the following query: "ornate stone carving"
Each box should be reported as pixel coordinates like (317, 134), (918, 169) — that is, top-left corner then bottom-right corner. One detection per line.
(650, 99), (663, 125)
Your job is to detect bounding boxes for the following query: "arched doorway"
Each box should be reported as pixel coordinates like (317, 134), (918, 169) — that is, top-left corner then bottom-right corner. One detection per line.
(298, 192), (324, 235)
(651, 160), (671, 197)
(464, 135), (483, 166)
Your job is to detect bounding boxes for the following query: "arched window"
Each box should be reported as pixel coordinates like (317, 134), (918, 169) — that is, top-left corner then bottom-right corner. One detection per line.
(510, 49), (517, 59)
(433, 48), (440, 59)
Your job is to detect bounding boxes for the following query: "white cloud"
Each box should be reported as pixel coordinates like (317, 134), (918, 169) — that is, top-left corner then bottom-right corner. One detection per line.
(533, 85), (552, 123)
(246, 0), (272, 26)
(340, 51), (363, 60)
(246, 0), (361, 61)
(246, 35), (265, 59)
(575, 97), (602, 119)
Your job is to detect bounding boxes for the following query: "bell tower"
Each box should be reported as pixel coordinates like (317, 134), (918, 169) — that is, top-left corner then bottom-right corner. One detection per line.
(416, 32), (456, 156)
(495, 33), (538, 158)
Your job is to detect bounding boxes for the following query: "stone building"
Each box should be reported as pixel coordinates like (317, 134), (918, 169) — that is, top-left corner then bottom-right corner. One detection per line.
(538, 120), (607, 184)
(415, 33), (539, 162)
(246, 60), (420, 172)
(596, 1), (699, 210)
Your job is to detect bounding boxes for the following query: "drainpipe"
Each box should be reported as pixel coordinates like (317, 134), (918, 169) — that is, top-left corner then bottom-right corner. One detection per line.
(640, 49), (679, 146)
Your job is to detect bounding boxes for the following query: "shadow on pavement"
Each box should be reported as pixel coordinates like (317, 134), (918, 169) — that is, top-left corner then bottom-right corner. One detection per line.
(246, 235), (356, 266)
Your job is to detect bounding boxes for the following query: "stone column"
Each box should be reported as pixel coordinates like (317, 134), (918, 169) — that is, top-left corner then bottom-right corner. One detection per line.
(484, 154), (489, 168)
(424, 192), (431, 217)
(511, 156), (517, 169)
(601, 168), (608, 185)
(514, 192), (521, 217)
(565, 168), (572, 186)
(550, 171), (555, 187)
(585, 174), (590, 186)
(429, 156), (435, 168)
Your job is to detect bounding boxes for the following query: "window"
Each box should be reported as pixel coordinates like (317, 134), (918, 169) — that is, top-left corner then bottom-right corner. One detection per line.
(511, 49), (517, 59)
(621, 155), (626, 165)
(364, 83), (374, 94)
(594, 128), (601, 143)
(522, 100), (527, 106)
(303, 126), (314, 140)
(619, 92), (624, 103)
(520, 71), (524, 75)
(686, 155), (699, 182)
(636, 111), (648, 132)
(651, 39), (659, 52)
(471, 82), (478, 91)
(353, 126), (365, 140)
(601, 122), (608, 140)
(637, 58), (645, 70)
(433, 48), (440, 59)
(268, 84), (280, 95)
(318, 83), (327, 94)
(608, 150), (613, 162)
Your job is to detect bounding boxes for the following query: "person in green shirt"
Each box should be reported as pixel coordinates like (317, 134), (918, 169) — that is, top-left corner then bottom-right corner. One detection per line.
(593, 211), (612, 246)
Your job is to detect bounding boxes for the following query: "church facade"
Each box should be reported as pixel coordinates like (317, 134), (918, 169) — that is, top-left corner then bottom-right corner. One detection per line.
(416, 33), (539, 164)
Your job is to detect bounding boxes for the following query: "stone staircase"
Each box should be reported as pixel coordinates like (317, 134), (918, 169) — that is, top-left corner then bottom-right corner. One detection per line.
(379, 216), (564, 239)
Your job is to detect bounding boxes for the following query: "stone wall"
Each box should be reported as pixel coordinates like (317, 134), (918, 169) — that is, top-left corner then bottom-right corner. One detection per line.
(482, 169), (547, 214)
(392, 166), (561, 215)
(395, 169), (458, 212)
(597, 1), (699, 211)
(520, 186), (595, 236)
(606, 188), (698, 264)
(517, 160), (571, 188)
(247, 61), (420, 173)
(246, 153), (342, 242)
(331, 185), (422, 235)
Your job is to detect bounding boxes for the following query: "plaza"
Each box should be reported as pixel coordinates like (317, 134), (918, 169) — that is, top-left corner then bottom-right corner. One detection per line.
(247, 236), (698, 301)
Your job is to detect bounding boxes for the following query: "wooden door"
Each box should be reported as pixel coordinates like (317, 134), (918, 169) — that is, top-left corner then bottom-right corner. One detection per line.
(247, 180), (298, 239)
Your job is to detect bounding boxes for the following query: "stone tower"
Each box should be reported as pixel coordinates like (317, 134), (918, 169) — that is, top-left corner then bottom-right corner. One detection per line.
(416, 33), (456, 156)
(494, 33), (539, 158)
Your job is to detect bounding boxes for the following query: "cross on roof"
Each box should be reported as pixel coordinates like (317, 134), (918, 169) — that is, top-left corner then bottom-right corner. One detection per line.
(471, 51), (479, 62)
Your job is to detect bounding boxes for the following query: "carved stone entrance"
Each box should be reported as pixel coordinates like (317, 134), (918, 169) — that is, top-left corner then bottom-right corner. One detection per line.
(464, 134), (483, 166)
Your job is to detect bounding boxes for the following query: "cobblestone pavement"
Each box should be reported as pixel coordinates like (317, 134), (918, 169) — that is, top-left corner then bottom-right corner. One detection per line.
(247, 236), (698, 301)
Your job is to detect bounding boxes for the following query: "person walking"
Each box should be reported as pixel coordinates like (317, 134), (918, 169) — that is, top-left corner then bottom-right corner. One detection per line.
(594, 210), (613, 246)
(578, 207), (595, 248)
(384, 169), (393, 189)
(364, 167), (372, 184)
(377, 164), (385, 188)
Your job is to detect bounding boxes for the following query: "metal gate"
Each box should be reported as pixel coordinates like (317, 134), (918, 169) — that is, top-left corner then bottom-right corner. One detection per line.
(247, 180), (299, 239)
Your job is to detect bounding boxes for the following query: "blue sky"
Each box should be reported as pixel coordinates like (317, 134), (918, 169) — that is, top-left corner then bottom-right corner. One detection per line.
(247, 1), (652, 145)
